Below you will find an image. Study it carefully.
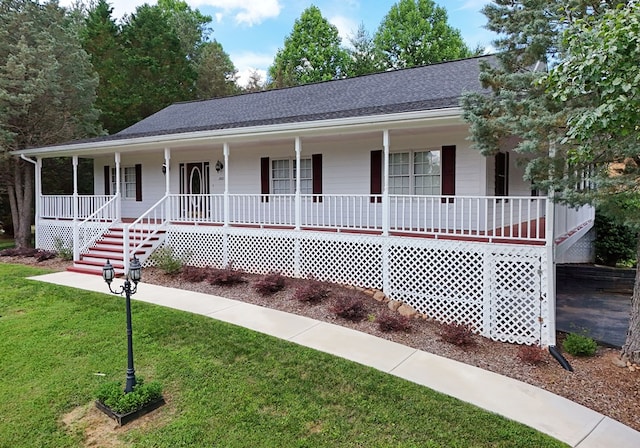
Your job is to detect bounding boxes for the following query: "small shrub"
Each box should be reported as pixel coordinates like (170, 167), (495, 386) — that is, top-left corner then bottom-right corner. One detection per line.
(293, 280), (331, 304)
(330, 294), (367, 322)
(181, 265), (210, 283)
(517, 344), (547, 365)
(562, 332), (598, 357)
(149, 246), (187, 275)
(254, 272), (286, 296)
(209, 262), (245, 286)
(96, 378), (163, 415)
(377, 312), (412, 333)
(439, 322), (475, 347)
(53, 238), (73, 261)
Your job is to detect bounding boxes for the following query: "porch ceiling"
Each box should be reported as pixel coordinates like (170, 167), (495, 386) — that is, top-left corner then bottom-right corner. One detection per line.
(13, 108), (465, 159)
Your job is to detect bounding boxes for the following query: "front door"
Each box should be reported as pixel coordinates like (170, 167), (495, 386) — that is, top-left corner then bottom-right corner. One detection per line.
(179, 162), (210, 220)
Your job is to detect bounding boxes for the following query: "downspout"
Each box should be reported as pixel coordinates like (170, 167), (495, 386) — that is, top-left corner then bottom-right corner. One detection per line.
(20, 155), (40, 248)
(382, 130), (391, 297)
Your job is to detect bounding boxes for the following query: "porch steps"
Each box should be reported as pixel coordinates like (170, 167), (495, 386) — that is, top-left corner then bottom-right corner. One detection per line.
(67, 226), (166, 276)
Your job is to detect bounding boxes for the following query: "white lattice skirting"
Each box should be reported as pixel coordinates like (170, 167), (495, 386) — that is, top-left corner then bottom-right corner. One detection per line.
(161, 225), (554, 346)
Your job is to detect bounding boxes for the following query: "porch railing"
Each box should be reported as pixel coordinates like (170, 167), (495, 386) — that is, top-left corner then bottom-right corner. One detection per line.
(554, 203), (594, 242)
(40, 195), (113, 220)
(74, 194), (120, 260)
(126, 195), (171, 272)
(42, 193), (594, 248)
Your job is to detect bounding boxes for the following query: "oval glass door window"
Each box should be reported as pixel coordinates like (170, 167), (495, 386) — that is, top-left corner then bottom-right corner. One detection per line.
(190, 167), (202, 194)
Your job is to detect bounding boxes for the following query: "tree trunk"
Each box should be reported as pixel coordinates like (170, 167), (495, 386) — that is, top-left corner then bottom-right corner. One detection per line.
(6, 157), (34, 249)
(622, 232), (640, 364)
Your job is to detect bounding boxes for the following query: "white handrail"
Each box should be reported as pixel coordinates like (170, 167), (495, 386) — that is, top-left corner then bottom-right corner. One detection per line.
(126, 195), (170, 272)
(74, 195), (118, 260)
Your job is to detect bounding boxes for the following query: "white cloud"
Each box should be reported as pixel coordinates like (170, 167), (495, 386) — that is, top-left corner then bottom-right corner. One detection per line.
(231, 50), (276, 86)
(59, 0), (282, 26)
(455, 0), (488, 11)
(192, 0), (282, 26)
(329, 15), (358, 46)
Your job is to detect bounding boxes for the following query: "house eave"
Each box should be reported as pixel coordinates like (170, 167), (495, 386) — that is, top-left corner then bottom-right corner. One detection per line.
(11, 107), (464, 158)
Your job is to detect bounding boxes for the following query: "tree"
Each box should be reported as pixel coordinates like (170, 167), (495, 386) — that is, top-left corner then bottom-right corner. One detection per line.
(460, 0), (638, 358)
(119, 4), (196, 129)
(374, 0), (472, 70)
(345, 23), (385, 77)
(157, 0), (212, 61)
(543, 1), (640, 363)
(194, 40), (239, 99)
(80, 0), (126, 133)
(0, 0), (101, 248)
(243, 69), (265, 93)
(268, 5), (349, 87)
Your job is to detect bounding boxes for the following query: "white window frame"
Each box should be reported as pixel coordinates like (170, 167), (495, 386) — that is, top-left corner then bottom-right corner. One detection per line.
(271, 157), (312, 194)
(389, 149), (441, 195)
(111, 166), (137, 199)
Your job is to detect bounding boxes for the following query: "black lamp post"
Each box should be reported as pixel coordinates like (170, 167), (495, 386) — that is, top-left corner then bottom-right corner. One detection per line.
(103, 256), (142, 393)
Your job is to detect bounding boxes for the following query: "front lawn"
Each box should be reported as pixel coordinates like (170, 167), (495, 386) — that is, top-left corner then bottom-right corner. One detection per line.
(0, 264), (566, 447)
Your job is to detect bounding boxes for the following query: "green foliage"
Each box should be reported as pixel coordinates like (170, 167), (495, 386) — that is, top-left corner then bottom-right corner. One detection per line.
(194, 40), (239, 99)
(562, 332), (598, 357)
(149, 246), (187, 275)
(0, 264), (567, 447)
(374, 0), (471, 70)
(345, 23), (385, 77)
(1, 0), (102, 247)
(53, 238), (73, 261)
(96, 378), (163, 414)
(268, 6), (349, 87)
(594, 212), (636, 267)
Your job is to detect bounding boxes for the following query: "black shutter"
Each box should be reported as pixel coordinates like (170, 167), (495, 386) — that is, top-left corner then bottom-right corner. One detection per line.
(135, 164), (142, 201)
(495, 152), (509, 196)
(312, 153), (322, 202)
(441, 145), (456, 203)
(104, 166), (110, 195)
(260, 157), (270, 202)
(370, 150), (382, 203)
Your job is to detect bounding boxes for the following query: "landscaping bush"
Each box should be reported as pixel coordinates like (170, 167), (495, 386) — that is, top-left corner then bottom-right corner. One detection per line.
(149, 246), (187, 275)
(562, 332), (598, 357)
(293, 279), (331, 304)
(53, 238), (73, 261)
(517, 344), (547, 365)
(253, 272), (286, 296)
(439, 322), (475, 347)
(209, 262), (246, 286)
(330, 294), (367, 322)
(181, 265), (210, 283)
(96, 378), (163, 415)
(594, 212), (636, 267)
(376, 311), (412, 332)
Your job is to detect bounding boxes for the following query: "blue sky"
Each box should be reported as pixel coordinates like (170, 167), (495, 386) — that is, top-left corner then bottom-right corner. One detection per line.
(63, 0), (496, 86)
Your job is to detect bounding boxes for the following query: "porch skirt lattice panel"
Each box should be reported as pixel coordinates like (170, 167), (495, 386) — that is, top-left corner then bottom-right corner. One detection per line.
(162, 226), (552, 345)
(37, 221), (73, 251)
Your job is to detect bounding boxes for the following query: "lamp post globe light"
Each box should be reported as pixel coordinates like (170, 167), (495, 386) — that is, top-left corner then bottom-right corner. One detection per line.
(103, 256), (142, 393)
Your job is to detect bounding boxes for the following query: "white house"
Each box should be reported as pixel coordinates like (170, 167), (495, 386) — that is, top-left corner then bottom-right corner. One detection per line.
(13, 55), (594, 347)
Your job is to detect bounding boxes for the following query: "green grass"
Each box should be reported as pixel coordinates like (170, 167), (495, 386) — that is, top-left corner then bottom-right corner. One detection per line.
(0, 237), (14, 250)
(0, 264), (567, 447)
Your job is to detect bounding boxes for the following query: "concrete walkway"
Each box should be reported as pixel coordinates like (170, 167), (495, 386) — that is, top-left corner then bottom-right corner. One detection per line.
(30, 271), (640, 448)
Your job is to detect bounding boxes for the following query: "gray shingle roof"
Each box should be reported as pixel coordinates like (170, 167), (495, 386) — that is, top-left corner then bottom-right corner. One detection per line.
(115, 55), (494, 140)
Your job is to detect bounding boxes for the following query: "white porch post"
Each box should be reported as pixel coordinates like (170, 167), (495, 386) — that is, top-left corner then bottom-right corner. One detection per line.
(382, 130), (390, 236)
(294, 137), (302, 231)
(545, 193), (556, 346)
(382, 130), (391, 296)
(223, 143), (230, 228)
(164, 148), (171, 221)
(294, 137), (302, 277)
(115, 152), (121, 221)
(35, 158), (42, 249)
(72, 156), (79, 261)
